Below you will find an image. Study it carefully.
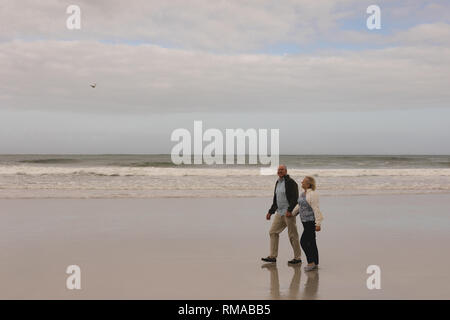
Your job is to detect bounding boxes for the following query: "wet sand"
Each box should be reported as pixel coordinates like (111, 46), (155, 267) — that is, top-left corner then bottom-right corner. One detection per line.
(1, 194), (450, 299)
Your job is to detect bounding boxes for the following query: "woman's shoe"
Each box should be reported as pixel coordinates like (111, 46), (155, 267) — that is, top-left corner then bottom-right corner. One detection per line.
(304, 264), (318, 271)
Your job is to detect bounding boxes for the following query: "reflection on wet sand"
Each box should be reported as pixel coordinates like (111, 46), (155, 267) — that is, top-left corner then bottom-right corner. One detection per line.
(261, 263), (281, 299)
(303, 269), (319, 299)
(261, 263), (319, 299)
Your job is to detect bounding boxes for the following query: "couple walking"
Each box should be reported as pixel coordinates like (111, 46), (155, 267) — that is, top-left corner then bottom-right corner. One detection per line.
(261, 165), (324, 272)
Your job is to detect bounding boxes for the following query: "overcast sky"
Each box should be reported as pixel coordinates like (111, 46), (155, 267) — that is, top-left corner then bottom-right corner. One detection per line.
(1, 0), (449, 154)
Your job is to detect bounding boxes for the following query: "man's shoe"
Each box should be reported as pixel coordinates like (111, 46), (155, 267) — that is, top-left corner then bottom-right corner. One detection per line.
(261, 256), (276, 263)
(288, 259), (302, 264)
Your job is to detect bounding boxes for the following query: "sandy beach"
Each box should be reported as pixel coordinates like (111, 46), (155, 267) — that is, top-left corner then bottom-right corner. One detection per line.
(1, 194), (449, 299)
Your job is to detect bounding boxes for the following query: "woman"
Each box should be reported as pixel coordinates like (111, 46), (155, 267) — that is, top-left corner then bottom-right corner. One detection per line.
(293, 176), (324, 271)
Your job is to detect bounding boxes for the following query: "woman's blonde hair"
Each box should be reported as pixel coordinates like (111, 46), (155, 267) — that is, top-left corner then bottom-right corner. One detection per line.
(305, 176), (316, 190)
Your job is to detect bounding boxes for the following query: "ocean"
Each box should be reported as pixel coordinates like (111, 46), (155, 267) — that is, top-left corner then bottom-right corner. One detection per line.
(0, 154), (449, 198)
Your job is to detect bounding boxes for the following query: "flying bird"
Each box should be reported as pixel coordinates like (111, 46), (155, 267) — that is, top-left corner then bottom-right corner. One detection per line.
(90, 83), (96, 88)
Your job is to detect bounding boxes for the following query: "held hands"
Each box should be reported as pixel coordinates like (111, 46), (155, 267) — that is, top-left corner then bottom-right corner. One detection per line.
(267, 212), (294, 219)
(315, 225), (321, 231)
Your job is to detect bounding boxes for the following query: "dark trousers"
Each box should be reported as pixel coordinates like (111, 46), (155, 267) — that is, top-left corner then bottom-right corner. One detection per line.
(300, 221), (319, 265)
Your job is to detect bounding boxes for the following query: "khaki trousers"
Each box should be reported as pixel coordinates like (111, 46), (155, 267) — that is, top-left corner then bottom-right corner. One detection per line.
(269, 213), (302, 259)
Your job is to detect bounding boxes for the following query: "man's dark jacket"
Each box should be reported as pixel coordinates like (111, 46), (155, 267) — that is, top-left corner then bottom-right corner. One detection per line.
(268, 174), (299, 215)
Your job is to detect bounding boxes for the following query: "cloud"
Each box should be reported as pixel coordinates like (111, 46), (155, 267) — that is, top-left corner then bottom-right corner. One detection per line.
(3, 1), (450, 51)
(1, 1), (449, 115)
(0, 0), (391, 52)
(1, 1), (449, 154)
(1, 39), (449, 114)
(392, 23), (450, 46)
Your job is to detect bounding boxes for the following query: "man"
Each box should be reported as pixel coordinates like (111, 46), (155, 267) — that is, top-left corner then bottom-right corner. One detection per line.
(261, 165), (302, 264)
